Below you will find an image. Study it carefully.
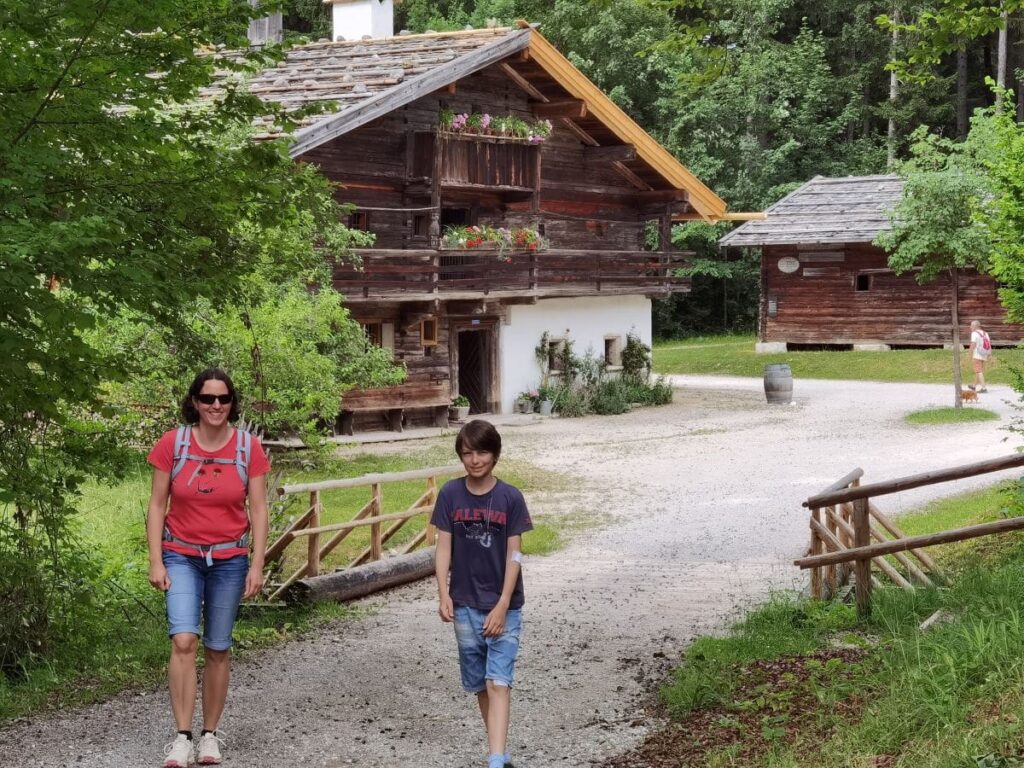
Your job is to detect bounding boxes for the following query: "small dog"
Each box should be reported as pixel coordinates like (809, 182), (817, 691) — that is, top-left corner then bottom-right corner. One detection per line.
(961, 389), (979, 402)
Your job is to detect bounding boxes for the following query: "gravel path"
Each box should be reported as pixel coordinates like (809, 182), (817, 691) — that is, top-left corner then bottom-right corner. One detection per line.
(6, 377), (1022, 767)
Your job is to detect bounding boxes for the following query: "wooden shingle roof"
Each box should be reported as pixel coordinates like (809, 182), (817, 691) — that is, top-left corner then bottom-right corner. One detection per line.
(204, 28), (528, 143)
(205, 24), (729, 219)
(718, 175), (904, 247)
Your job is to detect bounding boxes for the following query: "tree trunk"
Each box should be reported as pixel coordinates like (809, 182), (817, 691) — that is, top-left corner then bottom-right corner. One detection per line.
(957, 44), (969, 138)
(951, 267), (963, 410)
(888, 10), (900, 167)
(998, 7), (1009, 113)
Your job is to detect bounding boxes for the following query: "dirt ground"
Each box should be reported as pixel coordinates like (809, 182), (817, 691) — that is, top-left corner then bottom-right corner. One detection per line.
(5, 376), (1023, 767)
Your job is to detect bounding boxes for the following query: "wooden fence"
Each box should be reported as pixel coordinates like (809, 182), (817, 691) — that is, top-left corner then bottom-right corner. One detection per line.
(796, 453), (1024, 614)
(264, 465), (463, 602)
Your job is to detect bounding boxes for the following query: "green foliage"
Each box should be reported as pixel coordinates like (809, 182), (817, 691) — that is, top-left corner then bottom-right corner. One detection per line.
(0, 0), (376, 679)
(621, 332), (653, 380)
(875, 125), (991, 281)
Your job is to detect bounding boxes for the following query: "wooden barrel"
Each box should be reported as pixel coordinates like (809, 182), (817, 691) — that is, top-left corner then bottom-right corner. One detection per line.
(763, 363), (793, 404)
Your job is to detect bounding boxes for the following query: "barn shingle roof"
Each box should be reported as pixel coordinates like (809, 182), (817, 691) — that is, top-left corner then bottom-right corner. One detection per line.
(205, 28), (530, 147)
(718, 175), (904, 247)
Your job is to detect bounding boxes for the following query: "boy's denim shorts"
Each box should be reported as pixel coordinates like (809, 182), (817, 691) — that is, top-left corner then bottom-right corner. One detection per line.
(453, 604), (523, 693)
(163, 550), (248, 651)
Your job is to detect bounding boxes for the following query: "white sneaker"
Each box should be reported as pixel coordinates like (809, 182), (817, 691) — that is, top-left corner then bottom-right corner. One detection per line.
(196, 730), (225, 765)
(163, 734), (193, 767)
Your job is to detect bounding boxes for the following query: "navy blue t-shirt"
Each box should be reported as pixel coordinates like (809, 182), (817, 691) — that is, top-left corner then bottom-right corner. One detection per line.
(431, 477), (532, 610)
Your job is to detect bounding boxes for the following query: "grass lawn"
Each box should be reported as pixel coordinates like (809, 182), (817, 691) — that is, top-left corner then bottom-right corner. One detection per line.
(626, 481), (1024, 768)
(904, 406), (1001, 425)
(0, 444), (573, 722)
(654, 334), (1024, 385)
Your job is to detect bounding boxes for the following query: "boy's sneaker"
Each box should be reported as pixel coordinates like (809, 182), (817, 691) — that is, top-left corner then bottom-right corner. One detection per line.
(163, 734), (193, 767)
(196, 731), (225, 765)
(979, 387), (988, 393)
(968, 385), (976, 390)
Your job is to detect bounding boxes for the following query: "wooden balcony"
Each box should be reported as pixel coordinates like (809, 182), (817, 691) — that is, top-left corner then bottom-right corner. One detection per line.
(334, 248), (692, 302)
(412, 132), (540, 199)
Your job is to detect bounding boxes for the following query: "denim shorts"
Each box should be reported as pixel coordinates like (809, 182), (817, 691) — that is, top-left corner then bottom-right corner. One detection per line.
(453, 605), (523, 693)
(162, 550), (248, 651)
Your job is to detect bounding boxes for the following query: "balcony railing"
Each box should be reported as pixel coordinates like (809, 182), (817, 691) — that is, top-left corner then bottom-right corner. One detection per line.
(334, 248), (692, 301)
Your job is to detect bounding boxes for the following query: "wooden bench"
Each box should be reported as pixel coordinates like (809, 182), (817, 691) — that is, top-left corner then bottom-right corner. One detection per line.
(339, 381), (451, 436)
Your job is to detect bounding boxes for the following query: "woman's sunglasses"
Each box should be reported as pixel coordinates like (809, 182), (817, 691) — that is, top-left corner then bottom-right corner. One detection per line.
(195, 393), (233, 406)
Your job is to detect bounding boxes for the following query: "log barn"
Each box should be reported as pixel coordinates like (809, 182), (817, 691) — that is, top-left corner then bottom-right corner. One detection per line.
(238, 1), (741, 432)
(719, 175), (1024, 352)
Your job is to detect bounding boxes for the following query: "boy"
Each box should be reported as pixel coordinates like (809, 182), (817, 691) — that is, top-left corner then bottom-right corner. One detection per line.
(432, 420), (532, 768)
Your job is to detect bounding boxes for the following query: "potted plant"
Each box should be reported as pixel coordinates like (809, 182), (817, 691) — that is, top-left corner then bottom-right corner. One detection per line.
(450, 394), (470, 421)
(516, 390), (538, 414)
(536, 383), (556, 416)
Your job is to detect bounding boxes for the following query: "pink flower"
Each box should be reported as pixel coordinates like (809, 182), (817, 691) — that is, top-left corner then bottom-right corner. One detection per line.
(481, 113), (491, 129)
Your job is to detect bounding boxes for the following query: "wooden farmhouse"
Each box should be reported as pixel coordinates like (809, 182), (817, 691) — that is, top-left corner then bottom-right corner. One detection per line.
(719, 175), (1024, 352)
(236, 1), (740, 433)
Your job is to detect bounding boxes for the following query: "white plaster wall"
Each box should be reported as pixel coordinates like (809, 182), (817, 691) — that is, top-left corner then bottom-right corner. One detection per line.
(499, 295), (652, 414)
(331, 0), (393, 40)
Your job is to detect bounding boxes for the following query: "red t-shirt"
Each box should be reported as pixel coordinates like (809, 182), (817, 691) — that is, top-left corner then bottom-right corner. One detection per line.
(148, 428), (271, 559)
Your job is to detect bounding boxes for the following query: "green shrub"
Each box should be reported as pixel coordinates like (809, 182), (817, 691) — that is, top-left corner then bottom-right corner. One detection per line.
(590, 380), (631, 415)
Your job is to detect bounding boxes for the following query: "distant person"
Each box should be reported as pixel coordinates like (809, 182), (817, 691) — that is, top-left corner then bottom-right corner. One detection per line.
(147, 368), (270, 767)
(969, 320), (992, 393)
(432, 420), (533, 768)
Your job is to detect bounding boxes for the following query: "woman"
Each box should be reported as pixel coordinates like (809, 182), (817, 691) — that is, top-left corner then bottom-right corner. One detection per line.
(147, 368), (270, 767)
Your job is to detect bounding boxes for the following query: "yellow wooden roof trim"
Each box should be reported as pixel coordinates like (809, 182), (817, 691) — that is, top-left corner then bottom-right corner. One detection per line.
(522, 23), (727, 220)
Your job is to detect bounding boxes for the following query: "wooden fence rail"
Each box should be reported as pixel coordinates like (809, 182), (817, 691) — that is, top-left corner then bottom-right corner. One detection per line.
(798, 452), (1024, 615)
(264, 465), (463, 602)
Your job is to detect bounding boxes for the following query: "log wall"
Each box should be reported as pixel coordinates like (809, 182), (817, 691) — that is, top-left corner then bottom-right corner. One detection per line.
(761, 244), (1024, 345)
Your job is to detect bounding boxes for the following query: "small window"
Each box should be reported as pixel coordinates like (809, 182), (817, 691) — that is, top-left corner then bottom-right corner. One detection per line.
(360, 321), (383, 348)
(420, 317), (438, 347)
(350, 211), (371, 231)
(413, 215), (429, 237)
(856, 274), (871, 292)
(767, 297), (778, 317)
(604, 336), (622, 367)
(548, 339), (566, 372)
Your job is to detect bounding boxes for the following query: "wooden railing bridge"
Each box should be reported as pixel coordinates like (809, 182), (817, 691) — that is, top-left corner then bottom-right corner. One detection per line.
(797, 453), (1024, 614)
(264, 465), (462, 602)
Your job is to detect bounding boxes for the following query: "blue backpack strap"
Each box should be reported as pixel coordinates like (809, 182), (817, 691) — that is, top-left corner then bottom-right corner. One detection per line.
(170, 425), (191, 483)
(235, 428), (252, 490)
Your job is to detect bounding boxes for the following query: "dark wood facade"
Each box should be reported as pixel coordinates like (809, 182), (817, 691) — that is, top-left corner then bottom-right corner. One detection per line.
(760, 244), (1024, 347)
(239, 26), (729, 430)
(296, 57), (698, 429)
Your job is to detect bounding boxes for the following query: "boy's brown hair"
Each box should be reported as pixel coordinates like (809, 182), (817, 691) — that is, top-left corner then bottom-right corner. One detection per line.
(455, 419), (502, 461)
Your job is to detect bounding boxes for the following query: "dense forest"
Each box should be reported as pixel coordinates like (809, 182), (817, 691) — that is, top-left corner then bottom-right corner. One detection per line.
(283, 0), (1024, 336)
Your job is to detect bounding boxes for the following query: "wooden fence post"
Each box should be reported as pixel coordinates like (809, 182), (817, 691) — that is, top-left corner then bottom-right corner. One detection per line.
(825, 505), (838, 596)
(308, 489), (321, 578)
(853, 496), (871, 615)
(810, 507), (823, 599)
(371, 483), (383, 562)
(425, 475), (438, 545)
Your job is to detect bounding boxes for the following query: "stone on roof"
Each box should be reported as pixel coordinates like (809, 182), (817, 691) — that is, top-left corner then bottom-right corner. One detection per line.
(719, 175), (904, 247)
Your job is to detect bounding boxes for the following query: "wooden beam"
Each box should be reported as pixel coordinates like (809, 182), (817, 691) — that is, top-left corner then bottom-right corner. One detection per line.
(804, 451), (1024, 509)
(533, 99), (587, 119)
(584, 144), (637, 163)
(499, 62), (549, 102)
(795, 514), (1024, 570)
(612, 161), (653, 191)
(673, 211), (766, 222)
(446, 83), (457, 94)
(561, 118), (599, 146)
